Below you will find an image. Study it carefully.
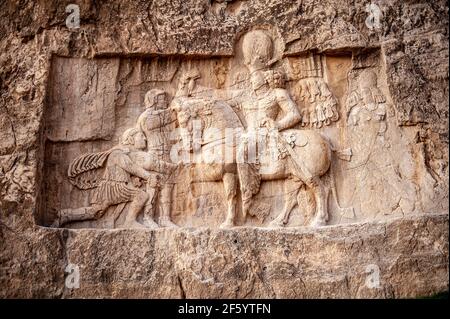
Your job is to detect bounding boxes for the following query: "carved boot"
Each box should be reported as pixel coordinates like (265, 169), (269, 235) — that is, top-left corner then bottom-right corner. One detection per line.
(219, 218), (234, 229)
(142, 216), (159, 229)
(158, 202), (178, 228)
(310, 216), (327, 228)
(268, 215), (286, 228)
(159, 216), (178, 228)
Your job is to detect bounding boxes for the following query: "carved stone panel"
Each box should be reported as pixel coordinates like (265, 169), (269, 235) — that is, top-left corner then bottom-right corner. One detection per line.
(36, 29), (448, 232)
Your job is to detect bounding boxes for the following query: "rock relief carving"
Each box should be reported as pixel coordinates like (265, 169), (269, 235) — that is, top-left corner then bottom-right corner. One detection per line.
(166, 29), (353, 228)
(40, 28), (440, 230)
(53, 124), (177, 229)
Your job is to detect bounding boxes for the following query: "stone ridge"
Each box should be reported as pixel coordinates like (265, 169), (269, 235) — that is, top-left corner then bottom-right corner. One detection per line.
(1, 212), (447, 298)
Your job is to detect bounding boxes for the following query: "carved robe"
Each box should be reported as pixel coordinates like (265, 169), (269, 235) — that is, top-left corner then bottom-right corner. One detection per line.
(68, 147), (150, 206)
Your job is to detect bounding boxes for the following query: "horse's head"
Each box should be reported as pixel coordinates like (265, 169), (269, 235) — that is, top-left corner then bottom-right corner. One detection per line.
(171, 95), (243, 153)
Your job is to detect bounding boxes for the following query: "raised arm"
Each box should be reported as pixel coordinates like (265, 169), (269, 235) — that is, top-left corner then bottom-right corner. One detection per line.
(212, 87), (248, 110)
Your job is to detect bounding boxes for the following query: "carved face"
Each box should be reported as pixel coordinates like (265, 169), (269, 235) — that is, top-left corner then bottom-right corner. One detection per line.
(186, 77), (198, 97)
(358, 70), (378, 91)
(177, 69), (200, 97)
(133, 131), (147, 150)
(154, 93), (167, 110)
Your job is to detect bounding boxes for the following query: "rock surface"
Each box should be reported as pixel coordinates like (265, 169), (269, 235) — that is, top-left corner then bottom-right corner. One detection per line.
(0, 0), (448, 298)
(1, 213), (448, 298)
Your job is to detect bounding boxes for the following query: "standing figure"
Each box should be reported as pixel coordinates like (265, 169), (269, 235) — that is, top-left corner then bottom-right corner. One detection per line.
(137, 89), (179, 228)
(169, 69), (243, 228)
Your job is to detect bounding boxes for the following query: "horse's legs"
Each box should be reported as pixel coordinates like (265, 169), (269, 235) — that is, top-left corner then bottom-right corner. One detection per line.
(268, 178), (301, 227)
(220, 172), (238, 228)
(306, 176), (330, 227)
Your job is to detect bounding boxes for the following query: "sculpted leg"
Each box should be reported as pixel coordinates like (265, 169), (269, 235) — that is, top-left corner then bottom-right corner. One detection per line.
(283, 198), (298, 225)
(122, 190), (149, 229)
(306, 177), (329, 227)
(220, 172), (237, 228)
(142, 186), (159, 228)
(268, 177), (302, 228)
(237, 163), (261, 220)
(268, 188), (298, 228)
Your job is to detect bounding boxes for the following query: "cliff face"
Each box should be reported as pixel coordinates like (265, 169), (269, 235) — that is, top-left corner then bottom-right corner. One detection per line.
(0, 0), (448, 298)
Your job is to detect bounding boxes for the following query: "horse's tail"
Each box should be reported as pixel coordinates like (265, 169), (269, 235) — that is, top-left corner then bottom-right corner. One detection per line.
(320, 134), (355, 220)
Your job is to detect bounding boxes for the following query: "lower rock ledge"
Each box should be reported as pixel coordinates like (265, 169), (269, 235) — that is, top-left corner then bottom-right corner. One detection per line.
(0, 212), (448, 298)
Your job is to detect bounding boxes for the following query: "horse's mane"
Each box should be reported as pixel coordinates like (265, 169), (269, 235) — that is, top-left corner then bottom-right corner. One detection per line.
(199, 99), (243, 130)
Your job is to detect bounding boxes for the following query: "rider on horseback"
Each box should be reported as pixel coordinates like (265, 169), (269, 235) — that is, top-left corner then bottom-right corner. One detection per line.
(236, 68), (307, 218)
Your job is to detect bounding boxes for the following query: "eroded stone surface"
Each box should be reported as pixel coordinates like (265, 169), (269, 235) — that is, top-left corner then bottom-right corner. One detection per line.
(0, 0), (448, 298)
